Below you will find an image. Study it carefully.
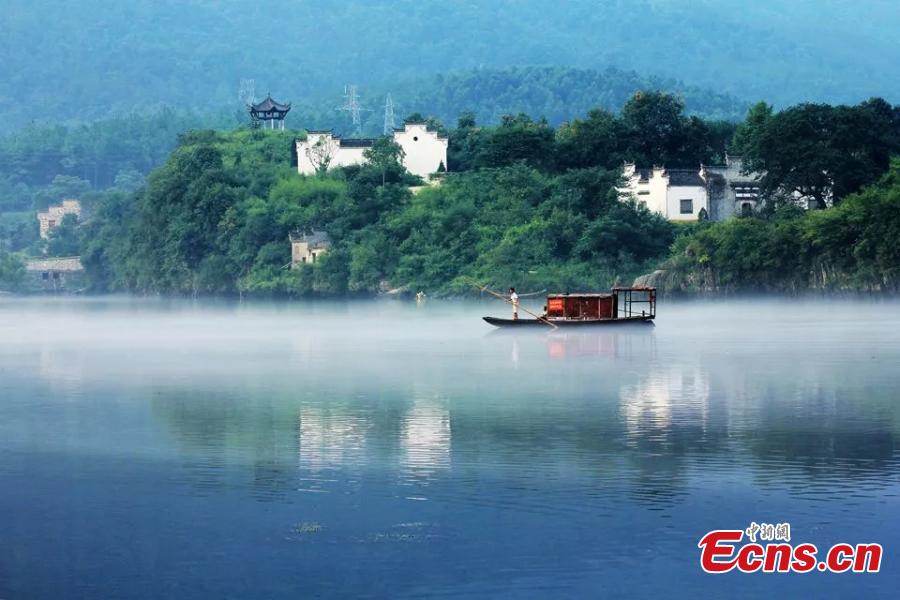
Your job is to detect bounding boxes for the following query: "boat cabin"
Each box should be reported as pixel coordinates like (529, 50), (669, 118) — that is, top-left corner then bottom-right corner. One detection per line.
(545, 287), (656, 321)
(483, 286), (656, 328)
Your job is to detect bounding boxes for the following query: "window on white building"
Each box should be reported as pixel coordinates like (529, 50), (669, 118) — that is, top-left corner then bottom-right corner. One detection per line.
(680, 199), (693, 214)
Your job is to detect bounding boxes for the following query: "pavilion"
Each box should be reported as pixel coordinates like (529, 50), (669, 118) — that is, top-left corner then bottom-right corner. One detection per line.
(247, 95), (291, 130)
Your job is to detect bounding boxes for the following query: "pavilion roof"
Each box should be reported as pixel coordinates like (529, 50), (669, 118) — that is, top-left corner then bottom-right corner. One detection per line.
(248, 95), (291, 112)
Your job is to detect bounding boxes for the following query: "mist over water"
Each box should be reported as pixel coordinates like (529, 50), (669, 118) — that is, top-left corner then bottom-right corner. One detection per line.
(0, 298), (898, 598)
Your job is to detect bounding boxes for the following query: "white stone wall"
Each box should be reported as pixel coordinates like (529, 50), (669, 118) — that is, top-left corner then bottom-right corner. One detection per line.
(25, 257), (84, 272)
(296, 133), (368, 175)
(37, 199), (81, 239)
(393, 123), (448, 179)
(295, 124), (448, 179)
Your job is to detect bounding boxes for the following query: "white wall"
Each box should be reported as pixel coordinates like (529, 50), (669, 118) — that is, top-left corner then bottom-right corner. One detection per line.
(297, 125), (448, 179)
(666, 186), (708, 221)
(393, 123), (448, 179)
(296, 133), (367, 175)
(297, 134), (338, 175)
(618, 165), (667, 216)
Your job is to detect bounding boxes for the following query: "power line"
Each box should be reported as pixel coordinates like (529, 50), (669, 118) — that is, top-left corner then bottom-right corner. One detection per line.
(238, 78), (256, 105)
(337, 84), (370, 135)
(383, 93), (397, 135)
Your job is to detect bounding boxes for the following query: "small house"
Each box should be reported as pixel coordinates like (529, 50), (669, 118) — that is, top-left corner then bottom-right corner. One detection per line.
(24, 257), (85, 292)
(290, 231), (331, 267)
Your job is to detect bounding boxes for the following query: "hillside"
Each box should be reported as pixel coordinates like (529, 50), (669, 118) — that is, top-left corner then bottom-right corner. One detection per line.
(49, 94), (899, 297)
(2, 93), (898, 296)
(0, 66), (745, 213)
(2, 0), (899, 131)
(650, 160), (900, 294)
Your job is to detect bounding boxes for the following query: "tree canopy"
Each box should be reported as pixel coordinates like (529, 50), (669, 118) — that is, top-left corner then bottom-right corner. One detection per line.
(5, 91), (898, 298)
(734, 99), (900, 208)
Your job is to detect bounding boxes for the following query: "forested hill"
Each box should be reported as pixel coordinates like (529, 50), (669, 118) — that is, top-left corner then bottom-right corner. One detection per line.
(0, 66), (744, 206)
(3, 0), (899, 130)
(337, 67), (748, 134)
(1, 93), (898, 296)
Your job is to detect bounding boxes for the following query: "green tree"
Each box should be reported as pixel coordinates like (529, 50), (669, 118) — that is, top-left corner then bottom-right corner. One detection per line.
(46, 213), (81, 256)
(364, 137), (406, 186)
(555, 108), (624, 170)
(621, 91), (688, 166)
(0, 250), (25, 292)
(731, 101), (773, 159)
(739, 100), (900, 208)
(476, 114), (555, 170)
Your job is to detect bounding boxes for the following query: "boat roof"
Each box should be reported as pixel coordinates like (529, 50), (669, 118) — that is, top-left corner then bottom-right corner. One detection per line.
(547, 287), (655, 298)
(548, 293), (613, 298)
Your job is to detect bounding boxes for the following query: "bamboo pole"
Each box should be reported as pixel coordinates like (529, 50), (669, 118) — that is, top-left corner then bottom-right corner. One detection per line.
(467, 279), (558, 329)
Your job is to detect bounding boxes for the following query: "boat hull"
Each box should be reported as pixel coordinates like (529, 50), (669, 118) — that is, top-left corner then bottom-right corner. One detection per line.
(482, 316), (654, 328)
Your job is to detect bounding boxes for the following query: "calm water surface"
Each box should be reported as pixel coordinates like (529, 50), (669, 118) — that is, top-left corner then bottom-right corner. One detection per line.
(0, 298), (898, 598)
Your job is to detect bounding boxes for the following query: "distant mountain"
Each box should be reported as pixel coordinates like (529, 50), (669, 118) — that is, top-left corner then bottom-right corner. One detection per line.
(2, 0), (898, 131)
(343, 66), (748, 135)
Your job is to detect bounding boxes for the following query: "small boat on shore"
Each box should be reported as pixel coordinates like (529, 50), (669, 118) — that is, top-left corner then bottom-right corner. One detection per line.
(483, 287), (656, 328)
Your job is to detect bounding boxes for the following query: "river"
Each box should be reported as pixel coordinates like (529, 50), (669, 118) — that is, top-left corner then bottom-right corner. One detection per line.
(0, 297), (897, 598)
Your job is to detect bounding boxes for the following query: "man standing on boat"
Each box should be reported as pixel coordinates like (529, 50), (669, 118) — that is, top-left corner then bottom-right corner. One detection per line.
(509, 287), (519, 320)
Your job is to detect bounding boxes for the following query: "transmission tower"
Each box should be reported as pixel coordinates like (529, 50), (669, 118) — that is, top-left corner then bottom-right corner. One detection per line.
(383, 93), (396, 135)
(238, 78), (257, 105)
(337, 84), (370, 134)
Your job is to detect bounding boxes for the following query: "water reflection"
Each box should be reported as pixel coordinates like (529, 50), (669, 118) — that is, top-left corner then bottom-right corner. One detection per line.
(544, 329), (652, 359)
(620, 365), (710, 442)
(400, 395), (451, 485)
(298, 407), (369, 472)
(1, 298), (899, 598)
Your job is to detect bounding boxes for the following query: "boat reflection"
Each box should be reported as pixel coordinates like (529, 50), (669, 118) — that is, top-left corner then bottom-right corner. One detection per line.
(537, 329), (658, 361)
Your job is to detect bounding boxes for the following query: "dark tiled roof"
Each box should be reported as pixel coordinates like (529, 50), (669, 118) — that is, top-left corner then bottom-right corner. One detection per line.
(667, 169), (705, 186)
(248, 95), (291, 112)
(290, 230), (331, 245)
(338, 138), (375, 148)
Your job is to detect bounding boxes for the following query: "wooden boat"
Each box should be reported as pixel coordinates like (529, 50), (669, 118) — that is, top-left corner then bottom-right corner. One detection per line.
(483, 287), (656, 328)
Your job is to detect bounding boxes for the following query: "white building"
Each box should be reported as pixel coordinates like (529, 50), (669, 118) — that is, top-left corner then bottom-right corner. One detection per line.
(618, 156), (761, 222)
(37, 199), (81, 239)
(296, 122), (448, 180)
